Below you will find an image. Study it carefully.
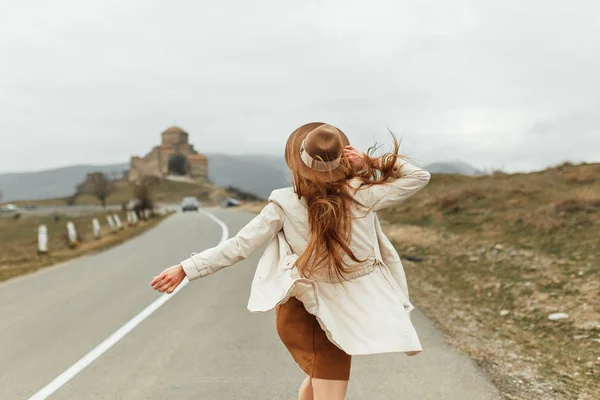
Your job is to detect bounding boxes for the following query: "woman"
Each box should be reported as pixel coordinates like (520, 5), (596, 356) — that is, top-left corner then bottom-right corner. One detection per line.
(150, 122), (431, 400)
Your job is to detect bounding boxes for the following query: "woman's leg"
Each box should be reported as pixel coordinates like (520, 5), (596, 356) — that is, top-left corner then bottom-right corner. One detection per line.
(298, 376), (313, 400)
(311, 378), (349, 400)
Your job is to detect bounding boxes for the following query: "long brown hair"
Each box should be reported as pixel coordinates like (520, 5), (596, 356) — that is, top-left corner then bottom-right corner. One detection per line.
(287, 127), (405, 282)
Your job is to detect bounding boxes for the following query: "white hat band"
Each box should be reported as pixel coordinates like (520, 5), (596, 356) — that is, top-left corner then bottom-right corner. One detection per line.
(300, 139), (341, 172)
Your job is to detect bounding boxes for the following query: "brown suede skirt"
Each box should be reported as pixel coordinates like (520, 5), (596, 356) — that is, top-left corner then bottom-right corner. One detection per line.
(275, 297), (351, 380)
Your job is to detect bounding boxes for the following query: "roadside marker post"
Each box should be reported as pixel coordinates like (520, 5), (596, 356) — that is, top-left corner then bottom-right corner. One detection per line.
(38, 225), (48, 253)
(92, 218), (101, 239)
(113, 214), (123, 230)
(106, 215), (116, 233)
(66, 222), (78, 247)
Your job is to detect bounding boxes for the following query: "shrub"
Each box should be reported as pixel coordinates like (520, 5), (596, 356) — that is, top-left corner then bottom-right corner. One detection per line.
(554, 189), (600, 213)
(131, 175), (160, 217)
(565, 171), (595, 184)
(437, 189), (486, 213)
(555, 161), (574, 170)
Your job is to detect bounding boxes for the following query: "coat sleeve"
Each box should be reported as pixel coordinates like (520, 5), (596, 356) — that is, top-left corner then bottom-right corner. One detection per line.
(353, 160), (431, 211)
(180, 201), (284, 281)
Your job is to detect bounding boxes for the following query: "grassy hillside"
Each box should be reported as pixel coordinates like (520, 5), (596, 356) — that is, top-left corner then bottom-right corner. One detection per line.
(378, 162), (599, 399)
(381, 162), (599, 260)
(87, 179), (224, 206)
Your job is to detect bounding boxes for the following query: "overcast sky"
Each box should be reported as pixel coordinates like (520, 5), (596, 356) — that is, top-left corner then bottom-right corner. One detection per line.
(1, 0), (598, 174)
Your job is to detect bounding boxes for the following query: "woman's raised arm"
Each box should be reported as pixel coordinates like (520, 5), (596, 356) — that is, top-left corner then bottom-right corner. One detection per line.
(354, 160), (430, 211)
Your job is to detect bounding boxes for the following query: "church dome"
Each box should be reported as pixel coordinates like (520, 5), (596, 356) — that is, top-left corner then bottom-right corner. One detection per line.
(161, 126), (189, 145)
(161, 126), (188, 136)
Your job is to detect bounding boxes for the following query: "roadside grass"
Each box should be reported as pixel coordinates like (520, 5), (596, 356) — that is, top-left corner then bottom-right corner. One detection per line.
(378, 162), (600, 399)
(0, 211), (172, 282)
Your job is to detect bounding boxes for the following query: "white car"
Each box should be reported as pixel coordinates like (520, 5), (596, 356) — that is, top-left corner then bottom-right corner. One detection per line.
(0, 203), (18, 213)
(220, 198), (241, 208)
(181, 197), (200, 212)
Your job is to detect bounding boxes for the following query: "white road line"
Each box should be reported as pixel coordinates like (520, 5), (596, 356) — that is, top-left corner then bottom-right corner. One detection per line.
(201, 210), (229, 244)
(28, 210), (229, 400)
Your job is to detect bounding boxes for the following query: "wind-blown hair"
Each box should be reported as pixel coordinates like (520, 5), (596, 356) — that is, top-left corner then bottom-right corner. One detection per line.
(286, 127), (405, 282)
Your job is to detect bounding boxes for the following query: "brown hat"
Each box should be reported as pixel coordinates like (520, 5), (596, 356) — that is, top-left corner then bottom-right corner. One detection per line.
(285, 122), (350, 182)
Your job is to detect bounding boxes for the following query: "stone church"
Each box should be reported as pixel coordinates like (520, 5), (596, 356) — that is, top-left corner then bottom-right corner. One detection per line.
(128, 126), (208, 182)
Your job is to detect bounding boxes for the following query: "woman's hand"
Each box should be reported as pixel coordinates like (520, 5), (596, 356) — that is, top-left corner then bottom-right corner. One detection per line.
(343, 146), (366, 169)
(150, 264), (186, 294)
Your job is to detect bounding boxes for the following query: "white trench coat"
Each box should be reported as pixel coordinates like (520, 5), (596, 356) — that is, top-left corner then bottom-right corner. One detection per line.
(181, 160), (431, 355)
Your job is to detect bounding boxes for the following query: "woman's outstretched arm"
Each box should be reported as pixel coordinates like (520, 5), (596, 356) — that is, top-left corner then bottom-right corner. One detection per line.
(150, 201), (284, 293)
(181, 202), (284, 279)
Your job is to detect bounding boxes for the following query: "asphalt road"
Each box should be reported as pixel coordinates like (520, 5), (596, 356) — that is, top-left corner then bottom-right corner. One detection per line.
(0, 208), (503, 400)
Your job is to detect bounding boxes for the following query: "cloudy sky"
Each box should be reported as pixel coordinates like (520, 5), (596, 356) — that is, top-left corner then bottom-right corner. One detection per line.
(1, 0), (598, 173)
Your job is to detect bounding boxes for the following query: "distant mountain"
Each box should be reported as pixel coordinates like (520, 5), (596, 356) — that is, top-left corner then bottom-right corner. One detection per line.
(206, 153), (291, 199)
(424, 161), (482, 175)
(0, 164), (129, 202)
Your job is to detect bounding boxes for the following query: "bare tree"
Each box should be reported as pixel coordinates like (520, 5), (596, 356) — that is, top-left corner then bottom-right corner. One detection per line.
(132, 175), (159, 218)
(78, 172), (116, 208)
